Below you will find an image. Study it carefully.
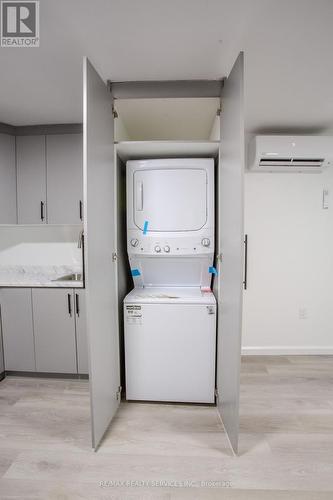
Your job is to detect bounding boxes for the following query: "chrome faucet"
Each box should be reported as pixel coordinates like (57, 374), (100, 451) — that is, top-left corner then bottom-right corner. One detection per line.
(78, 230), (84, 249)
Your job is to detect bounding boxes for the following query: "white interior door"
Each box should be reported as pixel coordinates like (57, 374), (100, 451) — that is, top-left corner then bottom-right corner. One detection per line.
(215, 52), (244, 454)
(83, 57), (120, 449)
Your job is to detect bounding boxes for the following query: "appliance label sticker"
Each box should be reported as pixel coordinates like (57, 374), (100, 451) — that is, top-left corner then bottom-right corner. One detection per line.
(125, 305), (143, 325)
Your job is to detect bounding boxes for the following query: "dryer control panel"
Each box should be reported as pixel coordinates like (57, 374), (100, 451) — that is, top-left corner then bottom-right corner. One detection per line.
(127, 230), (214, 257)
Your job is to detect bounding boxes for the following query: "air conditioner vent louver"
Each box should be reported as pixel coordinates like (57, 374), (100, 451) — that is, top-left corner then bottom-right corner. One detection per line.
(259, 157), (325, 168)
(249, 136), (332, 173)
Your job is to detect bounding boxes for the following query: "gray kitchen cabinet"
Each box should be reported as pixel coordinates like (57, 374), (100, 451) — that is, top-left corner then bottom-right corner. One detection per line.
(32, 288), (77, 373)
(74, 289), (88, 374)
(0, 133), (16, 224)
(46, 134), (83, 225)
(0, 312), (4, 377)
(0, 289), (35, 371)
(16, 135), (47, 224)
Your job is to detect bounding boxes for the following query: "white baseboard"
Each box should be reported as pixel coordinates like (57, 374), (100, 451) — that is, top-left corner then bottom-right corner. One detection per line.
(241, 346), (333, 355)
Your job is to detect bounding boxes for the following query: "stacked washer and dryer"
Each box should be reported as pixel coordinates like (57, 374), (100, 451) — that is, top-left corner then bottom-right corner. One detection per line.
(124, 158), (216, 403)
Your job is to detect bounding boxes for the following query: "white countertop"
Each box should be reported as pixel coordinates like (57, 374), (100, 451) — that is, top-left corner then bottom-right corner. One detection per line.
(0, 265), (84, 288)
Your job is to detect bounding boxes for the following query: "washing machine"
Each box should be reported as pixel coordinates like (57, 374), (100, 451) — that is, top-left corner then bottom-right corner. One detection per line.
(124, 287), (216, 403)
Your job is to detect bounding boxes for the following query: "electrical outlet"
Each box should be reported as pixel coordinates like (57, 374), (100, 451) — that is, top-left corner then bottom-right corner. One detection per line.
(299, 307), (308, 320)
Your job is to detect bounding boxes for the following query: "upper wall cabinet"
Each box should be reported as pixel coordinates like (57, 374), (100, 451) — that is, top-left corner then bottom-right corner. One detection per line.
(16, 135), (47, 224)
(46, 134), (83, 225)
(16, 133), (83, 225)
(0, 133), (17, 224)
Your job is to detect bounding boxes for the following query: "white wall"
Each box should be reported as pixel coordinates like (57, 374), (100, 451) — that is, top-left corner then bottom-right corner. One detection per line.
(242, 167), (333, 354)
(0, 225), (82, 267)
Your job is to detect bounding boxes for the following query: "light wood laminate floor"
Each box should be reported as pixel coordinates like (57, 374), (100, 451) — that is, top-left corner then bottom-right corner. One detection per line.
(0, 355), (333, 499)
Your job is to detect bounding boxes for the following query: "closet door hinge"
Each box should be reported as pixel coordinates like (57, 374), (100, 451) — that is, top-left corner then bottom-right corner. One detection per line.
(216, 253), (223, 262)
(215, 388), (219, 400)
(112, 105), (118, 118)
(217, 108), (221, 116)
(116, 385), (122, 400)
(112, 252), (118, 262)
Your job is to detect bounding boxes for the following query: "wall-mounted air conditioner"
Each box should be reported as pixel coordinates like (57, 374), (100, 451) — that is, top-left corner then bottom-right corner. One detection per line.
(248, 135), (333, 173)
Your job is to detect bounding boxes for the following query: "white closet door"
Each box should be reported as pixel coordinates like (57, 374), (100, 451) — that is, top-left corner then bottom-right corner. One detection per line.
(216, 52), (245, 454)
(83, 57), (120, 449)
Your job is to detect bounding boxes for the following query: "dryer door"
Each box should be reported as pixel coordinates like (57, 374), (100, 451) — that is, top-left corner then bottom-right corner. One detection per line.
(134, 168), (207, 231)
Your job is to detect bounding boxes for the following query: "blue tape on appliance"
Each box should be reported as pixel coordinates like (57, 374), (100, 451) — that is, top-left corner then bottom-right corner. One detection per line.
(131, 268), (141, 277)
(208, 266), (218, 275)
(143, 220), (149, 235)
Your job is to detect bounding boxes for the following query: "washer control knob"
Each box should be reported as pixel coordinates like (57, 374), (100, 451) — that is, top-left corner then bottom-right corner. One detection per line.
(154, 245), (161, 253)
(130, 238), (139, 247)
(164, 245), (170, 253)
(201, 238), (210, 247)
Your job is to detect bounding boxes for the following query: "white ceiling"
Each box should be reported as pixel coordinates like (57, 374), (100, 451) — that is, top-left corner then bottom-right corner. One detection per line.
(0, 0), (333, 134)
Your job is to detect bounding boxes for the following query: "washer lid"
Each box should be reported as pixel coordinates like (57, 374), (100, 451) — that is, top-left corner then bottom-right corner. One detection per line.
(124, 287), (216, 305)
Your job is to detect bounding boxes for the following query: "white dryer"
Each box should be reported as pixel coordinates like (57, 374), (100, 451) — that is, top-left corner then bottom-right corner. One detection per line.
(127, 158), (214, 244)
(124, 287), (216, 403)
(126, 158), (215, 288)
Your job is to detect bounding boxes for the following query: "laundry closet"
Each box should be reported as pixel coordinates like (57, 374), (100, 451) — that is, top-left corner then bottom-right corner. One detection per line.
(83, 53), (245, 453)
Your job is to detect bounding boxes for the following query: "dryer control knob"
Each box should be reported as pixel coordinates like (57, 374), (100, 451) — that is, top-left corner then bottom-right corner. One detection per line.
(201, 238), (211, 247)
(130, 238), (139, 247)
(154, 245), (161, 253)
(164, 245), (170, 253)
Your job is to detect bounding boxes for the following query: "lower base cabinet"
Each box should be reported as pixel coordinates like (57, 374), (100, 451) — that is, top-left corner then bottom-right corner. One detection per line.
(0, 288), (88, 375)
(32, 289), (78, 374)
(0, 289), (35, 371)
(75, 290), (88, 374)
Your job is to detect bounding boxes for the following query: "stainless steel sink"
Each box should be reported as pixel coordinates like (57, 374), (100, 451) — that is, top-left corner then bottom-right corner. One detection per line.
(52, 273), (82, 282)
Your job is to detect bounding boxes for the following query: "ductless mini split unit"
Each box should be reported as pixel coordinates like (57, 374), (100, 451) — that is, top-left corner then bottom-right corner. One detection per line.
(248, 135), (333, 173)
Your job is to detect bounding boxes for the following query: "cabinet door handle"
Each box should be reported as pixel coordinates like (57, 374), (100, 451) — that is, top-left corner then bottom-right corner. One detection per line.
(75, 293), (80, 317)
(40, 201), (45, 221)
(67, 293), (72, 316)
(79, 200), (83, 221)
(243, 234), (248, 290)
